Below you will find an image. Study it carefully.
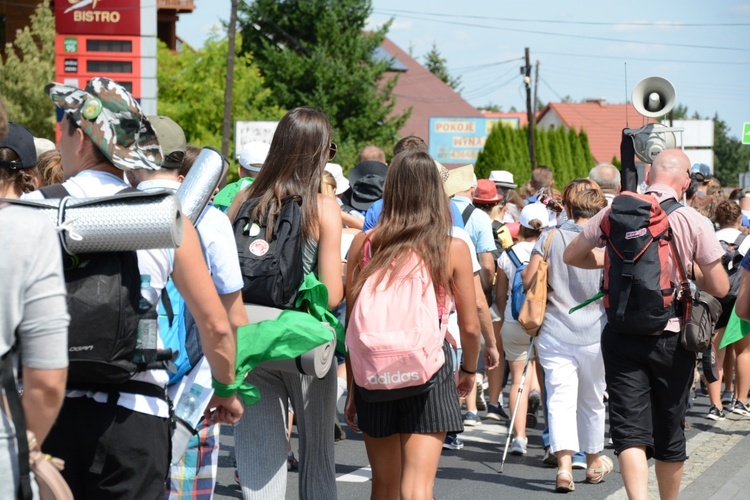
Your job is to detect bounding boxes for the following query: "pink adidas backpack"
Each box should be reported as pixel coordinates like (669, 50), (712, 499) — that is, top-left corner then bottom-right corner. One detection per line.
(347, 239), (451, 402)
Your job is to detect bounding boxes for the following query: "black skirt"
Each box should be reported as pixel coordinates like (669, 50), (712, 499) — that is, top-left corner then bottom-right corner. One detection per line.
(353, 342), (464, 438)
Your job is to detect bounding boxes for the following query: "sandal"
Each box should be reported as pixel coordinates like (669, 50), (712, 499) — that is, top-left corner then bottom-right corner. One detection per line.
(555, 469), (575, 493)
(586, 455), (614, 484)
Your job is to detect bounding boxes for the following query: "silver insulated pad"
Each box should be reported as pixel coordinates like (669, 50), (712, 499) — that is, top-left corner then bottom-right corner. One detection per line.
(177, 147), (227, 224)
(8, 190), (183, 254)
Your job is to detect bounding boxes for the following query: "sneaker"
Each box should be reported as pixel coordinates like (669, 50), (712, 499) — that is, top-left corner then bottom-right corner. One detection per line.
(463, 411), (482, 427)
(721, 390), (734, 406)
(475, 380), (487, 411)
(287, 451), (299, 471)
(510, 437), (528, 455)
(443, 433), (465, 450)
(706, 405), (726, 421)
(485, 403), (510, 421)
(526, 412), (538, 428)
(528, 390), (541, 415)
(572, 455), (587, 470)
(334, 419), (346, 441)
(732, 400), (750, 416)
(542, 447), (558, 466)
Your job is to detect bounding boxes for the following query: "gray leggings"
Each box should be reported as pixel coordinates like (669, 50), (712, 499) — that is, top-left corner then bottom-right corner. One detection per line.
(234, 365), (337, 499)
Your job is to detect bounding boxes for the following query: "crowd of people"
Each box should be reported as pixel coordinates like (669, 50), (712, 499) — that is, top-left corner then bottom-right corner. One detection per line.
(0, 77), (748, 500)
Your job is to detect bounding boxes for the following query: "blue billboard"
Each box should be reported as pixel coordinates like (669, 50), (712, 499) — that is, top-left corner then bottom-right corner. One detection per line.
(428, 117), (520, 165)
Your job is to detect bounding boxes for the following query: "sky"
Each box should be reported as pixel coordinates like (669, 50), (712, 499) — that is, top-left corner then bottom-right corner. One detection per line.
(177, 0), (750, 138)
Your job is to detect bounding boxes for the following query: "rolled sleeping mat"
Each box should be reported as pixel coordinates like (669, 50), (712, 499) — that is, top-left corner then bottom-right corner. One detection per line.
(177, 147), (228, 224)
(245, 304), (336, 379)
(7, 189), (183, 254)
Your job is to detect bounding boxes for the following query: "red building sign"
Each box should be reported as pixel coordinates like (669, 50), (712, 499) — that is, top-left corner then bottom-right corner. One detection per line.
(55, 0), (141, 37)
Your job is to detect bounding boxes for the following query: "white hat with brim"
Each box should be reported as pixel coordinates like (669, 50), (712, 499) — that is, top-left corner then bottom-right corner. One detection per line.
(324, 163), (349, 195)
(489, 170), (517, 189)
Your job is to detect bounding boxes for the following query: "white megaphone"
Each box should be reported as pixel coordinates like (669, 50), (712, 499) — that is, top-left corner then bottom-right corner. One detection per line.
(625, 76), (683, 163)
(631, 76), (676, 118)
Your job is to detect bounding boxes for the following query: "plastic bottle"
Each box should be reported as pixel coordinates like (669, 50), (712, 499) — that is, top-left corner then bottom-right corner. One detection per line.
(173, 384), (204, 425)
(134, 274), (159, 366)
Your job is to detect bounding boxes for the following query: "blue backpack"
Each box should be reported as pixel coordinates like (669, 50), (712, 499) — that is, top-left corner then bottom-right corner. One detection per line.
(158, 277), (204, 385)
(506, 247), (527, 321)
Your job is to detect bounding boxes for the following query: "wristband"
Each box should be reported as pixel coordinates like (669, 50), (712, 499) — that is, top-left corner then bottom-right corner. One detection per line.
(211, 377), (238, 398)
(459, 364), (477, 375)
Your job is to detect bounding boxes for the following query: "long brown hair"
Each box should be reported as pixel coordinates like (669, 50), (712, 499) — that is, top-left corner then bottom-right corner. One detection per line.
(235, 107), (331, 240)
(350, 151), (453, 301)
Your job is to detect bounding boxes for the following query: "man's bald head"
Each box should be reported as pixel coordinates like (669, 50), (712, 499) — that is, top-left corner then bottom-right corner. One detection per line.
(358, 145), (386, 165)
(647, 149), (691, 195)
(589, 163), (621, 194)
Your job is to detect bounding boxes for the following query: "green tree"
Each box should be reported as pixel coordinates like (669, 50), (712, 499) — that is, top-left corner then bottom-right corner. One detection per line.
(476, 125), (596, 187)
(713, 114), (750, 187)
(157, 35), (284, 167)
(238, 0), (409, 169)
(0, 0), (55, 139)
(423, 43), (461, 92)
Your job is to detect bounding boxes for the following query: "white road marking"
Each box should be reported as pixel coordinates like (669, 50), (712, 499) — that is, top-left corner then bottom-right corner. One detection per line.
(337, 465), (372, 483)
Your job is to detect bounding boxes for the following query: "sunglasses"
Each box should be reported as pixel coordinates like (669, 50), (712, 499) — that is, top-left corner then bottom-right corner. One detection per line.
(329, 142), (337, 161)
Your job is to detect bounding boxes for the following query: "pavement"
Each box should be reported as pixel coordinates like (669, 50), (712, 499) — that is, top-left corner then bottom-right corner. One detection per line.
(213, 390), (750, 499)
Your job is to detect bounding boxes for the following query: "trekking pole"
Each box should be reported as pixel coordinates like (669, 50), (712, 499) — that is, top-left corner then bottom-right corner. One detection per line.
(499, 337), (535, 473)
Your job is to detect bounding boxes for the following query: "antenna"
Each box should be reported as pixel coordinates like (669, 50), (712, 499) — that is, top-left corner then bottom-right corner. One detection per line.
(624, 62), (629, 127)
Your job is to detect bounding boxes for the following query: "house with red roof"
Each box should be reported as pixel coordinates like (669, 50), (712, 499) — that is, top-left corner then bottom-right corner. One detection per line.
(379, 37), (483, 144)
(536, 100), (656, 164)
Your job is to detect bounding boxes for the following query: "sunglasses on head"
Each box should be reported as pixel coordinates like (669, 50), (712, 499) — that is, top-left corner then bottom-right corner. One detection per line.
(329, 142), (337, 161)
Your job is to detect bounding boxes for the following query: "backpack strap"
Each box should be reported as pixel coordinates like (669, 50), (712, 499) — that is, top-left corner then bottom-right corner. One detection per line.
(1, 349), (33, 500)
(461, 205), (476, 226)
(39, 184), (71, 199)
(507, 247), (522, 268)
(734, 233), (747, 248)
(660, 198), (682, 216)
(161, 286), (175, 328)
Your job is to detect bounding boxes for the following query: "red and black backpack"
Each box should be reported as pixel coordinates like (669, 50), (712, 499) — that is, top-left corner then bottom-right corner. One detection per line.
(601, 192), (683, 335)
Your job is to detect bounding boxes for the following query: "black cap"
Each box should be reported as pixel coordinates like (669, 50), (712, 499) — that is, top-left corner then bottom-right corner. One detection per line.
(0, 122), (37, 169)
(350, 174), (386, 211)
(348, 160), (387, 186)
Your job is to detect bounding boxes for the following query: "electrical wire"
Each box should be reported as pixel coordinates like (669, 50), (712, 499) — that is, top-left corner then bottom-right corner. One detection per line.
(373, 10), (750, 52)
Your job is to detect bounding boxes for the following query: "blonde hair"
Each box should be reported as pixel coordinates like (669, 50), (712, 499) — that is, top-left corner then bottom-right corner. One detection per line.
(34, 150), (64, 187)
(321, 171), (337, 198)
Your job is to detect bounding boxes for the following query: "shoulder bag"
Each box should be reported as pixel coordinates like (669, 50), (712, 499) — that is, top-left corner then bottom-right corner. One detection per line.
(519, 229), (556, 336)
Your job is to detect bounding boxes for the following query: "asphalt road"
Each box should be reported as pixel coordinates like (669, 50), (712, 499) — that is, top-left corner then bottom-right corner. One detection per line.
(212, 388), (750, 499)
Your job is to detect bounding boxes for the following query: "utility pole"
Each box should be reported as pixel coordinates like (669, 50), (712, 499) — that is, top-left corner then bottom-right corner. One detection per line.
(533, 60), (540, 118)
(523, 47), (537, 170)
(221, 0), (239, 167)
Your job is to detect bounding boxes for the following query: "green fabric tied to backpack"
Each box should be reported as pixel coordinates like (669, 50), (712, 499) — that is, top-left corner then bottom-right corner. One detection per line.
(212, 273), (345, 406)
(720, 306), (750, 349)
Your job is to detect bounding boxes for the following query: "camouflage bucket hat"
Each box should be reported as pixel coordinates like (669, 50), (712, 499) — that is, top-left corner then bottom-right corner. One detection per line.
(45, 77), (163, 171)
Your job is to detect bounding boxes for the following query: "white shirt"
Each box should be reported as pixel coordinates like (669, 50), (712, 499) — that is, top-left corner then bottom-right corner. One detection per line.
(447, 226), (481, 348)
(137, 179), (243, 295)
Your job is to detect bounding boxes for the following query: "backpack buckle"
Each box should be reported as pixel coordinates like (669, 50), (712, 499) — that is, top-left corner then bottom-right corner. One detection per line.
(622, 260), (635, 279)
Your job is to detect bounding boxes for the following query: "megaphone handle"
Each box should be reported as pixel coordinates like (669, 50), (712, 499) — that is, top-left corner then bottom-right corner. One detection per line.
(620, 128), (638, 192)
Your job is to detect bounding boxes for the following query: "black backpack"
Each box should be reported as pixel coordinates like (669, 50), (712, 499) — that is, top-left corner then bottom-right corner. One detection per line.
(41, 184), (159, 388)
(233, 195), (304, 309)
(600, 193), (682, 335)
(718, 233), (747, 306)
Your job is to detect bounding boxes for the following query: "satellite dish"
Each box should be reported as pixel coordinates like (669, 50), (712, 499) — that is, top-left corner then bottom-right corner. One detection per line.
(632, 76), (676, 118)
(631, 123), (678, 163)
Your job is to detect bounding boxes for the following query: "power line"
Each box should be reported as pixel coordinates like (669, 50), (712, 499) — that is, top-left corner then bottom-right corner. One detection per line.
(373, 9), (750, 28)
(534, 50), (750, 66)
(373, 10), (750, 52)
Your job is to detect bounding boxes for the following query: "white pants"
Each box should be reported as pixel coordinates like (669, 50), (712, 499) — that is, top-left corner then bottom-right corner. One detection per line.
(537, 333), (606, 455)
